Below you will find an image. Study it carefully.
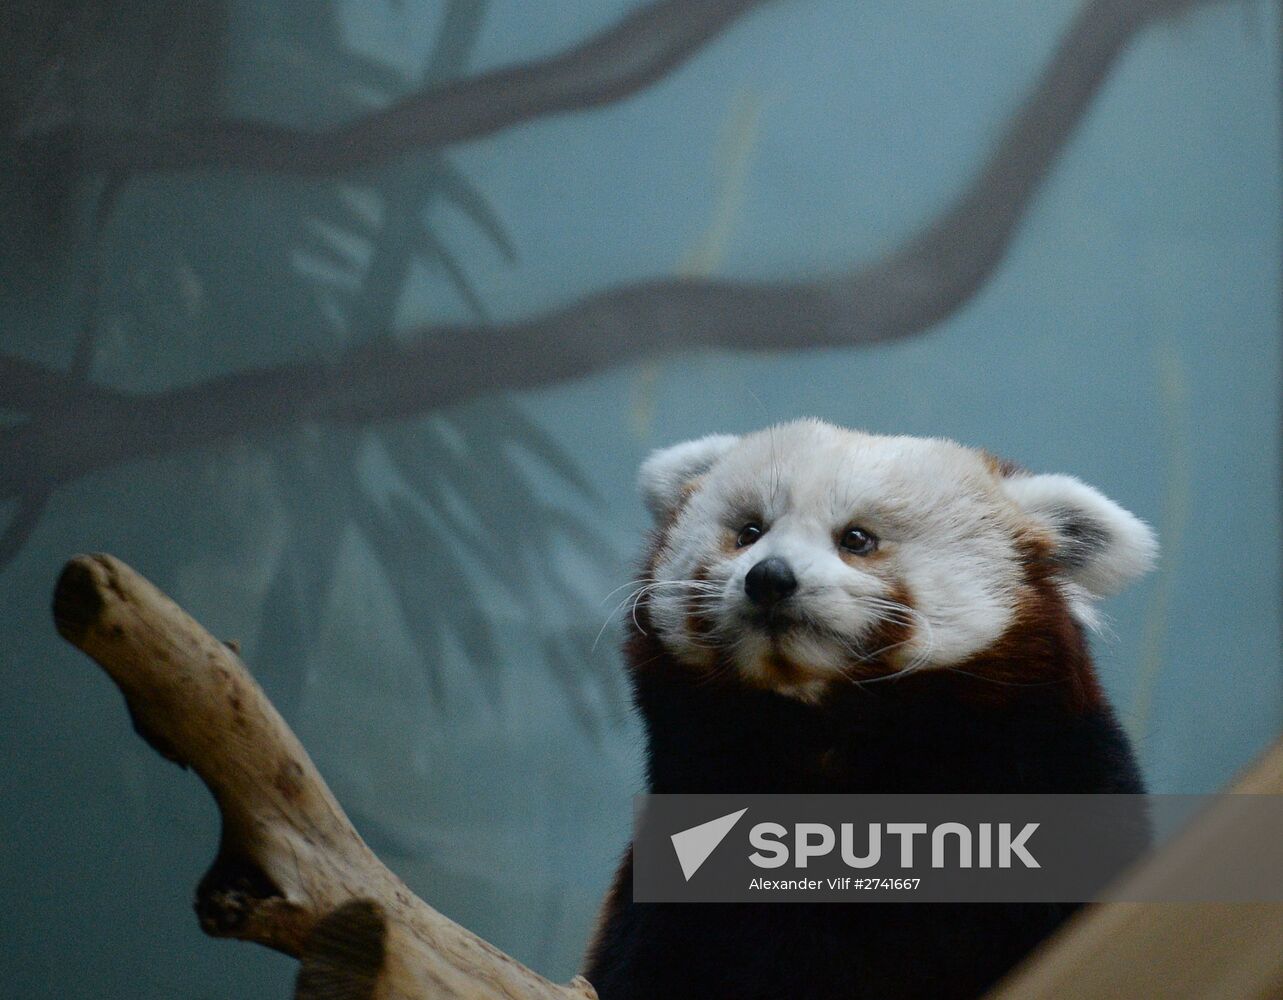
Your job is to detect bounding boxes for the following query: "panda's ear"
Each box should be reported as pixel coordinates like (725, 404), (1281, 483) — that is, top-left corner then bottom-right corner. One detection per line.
(1001, 472), (1158, 598)
(638, 434), (739, 520)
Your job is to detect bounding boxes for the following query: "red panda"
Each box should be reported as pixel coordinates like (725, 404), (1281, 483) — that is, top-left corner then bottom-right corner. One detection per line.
(584, 420), (1155, 1000)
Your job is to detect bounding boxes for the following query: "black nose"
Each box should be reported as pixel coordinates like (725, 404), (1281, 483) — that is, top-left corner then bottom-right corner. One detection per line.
(744, 557), (798, 608)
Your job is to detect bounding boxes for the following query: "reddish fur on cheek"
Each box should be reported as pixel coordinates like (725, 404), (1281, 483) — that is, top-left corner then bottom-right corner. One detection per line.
(844, 580), (915, 680)
(633, 526), (720, 676)
(948, 537), (1104, 713)
(683, 562), (716, 653)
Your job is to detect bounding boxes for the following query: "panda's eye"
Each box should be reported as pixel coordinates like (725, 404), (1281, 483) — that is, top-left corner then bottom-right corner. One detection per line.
(839, 527), (878, 556)
(736, 523), (765, 548)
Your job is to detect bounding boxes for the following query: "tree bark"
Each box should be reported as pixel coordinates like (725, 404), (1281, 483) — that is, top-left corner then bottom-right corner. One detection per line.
(52, 552), (597, 1000)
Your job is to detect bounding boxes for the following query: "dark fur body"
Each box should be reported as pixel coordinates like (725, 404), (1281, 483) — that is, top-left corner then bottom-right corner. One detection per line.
(584, 580), (1146, 1000)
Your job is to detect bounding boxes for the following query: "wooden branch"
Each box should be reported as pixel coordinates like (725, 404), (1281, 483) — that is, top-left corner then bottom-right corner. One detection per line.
(0, 0), (1231, 567)
(19, 0), (765, 176)
(988, 738), (1283, 999)
(52, 553), (597, 1000)
(47, 565), (1283, 996)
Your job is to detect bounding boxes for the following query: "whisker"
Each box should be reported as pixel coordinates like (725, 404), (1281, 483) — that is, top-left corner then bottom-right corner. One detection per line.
(598, 577), (721, 604)
(598, 577), (659, 604)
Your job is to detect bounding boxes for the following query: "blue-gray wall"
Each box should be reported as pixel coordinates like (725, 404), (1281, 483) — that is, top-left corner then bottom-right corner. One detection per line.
(2, 1), (1278, 996)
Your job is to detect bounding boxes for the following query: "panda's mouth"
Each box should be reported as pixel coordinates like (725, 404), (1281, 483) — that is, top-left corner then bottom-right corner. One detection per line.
(745, 605), (807, 637)
(743, 608), (878, 662)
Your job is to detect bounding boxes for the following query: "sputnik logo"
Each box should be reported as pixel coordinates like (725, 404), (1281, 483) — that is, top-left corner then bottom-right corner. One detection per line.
(670, 808), (748, 880)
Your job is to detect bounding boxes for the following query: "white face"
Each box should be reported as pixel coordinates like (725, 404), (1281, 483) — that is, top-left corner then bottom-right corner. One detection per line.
(638, 420), (1156, 701)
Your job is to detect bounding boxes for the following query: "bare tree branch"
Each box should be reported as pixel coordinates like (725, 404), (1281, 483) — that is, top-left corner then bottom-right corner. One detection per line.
(0, 0), (1227, 533)
(52, 553), (598, 1000)
(0, 353), (123, 412)
(20, 0), (766, 175)
(0, 489), (51, 566)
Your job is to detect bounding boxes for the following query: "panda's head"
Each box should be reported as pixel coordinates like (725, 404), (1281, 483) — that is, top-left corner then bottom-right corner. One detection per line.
(636, 420), (1156, 701)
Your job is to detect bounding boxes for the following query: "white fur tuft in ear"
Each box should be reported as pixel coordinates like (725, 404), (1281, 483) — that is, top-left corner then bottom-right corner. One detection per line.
(1003, 473), (1158, 598)
(638, 434), (739, 519)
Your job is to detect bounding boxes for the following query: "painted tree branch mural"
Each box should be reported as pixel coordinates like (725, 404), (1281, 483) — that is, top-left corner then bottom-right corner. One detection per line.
(19, 0), (764, 175)
(1, 0), (1226, 563)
